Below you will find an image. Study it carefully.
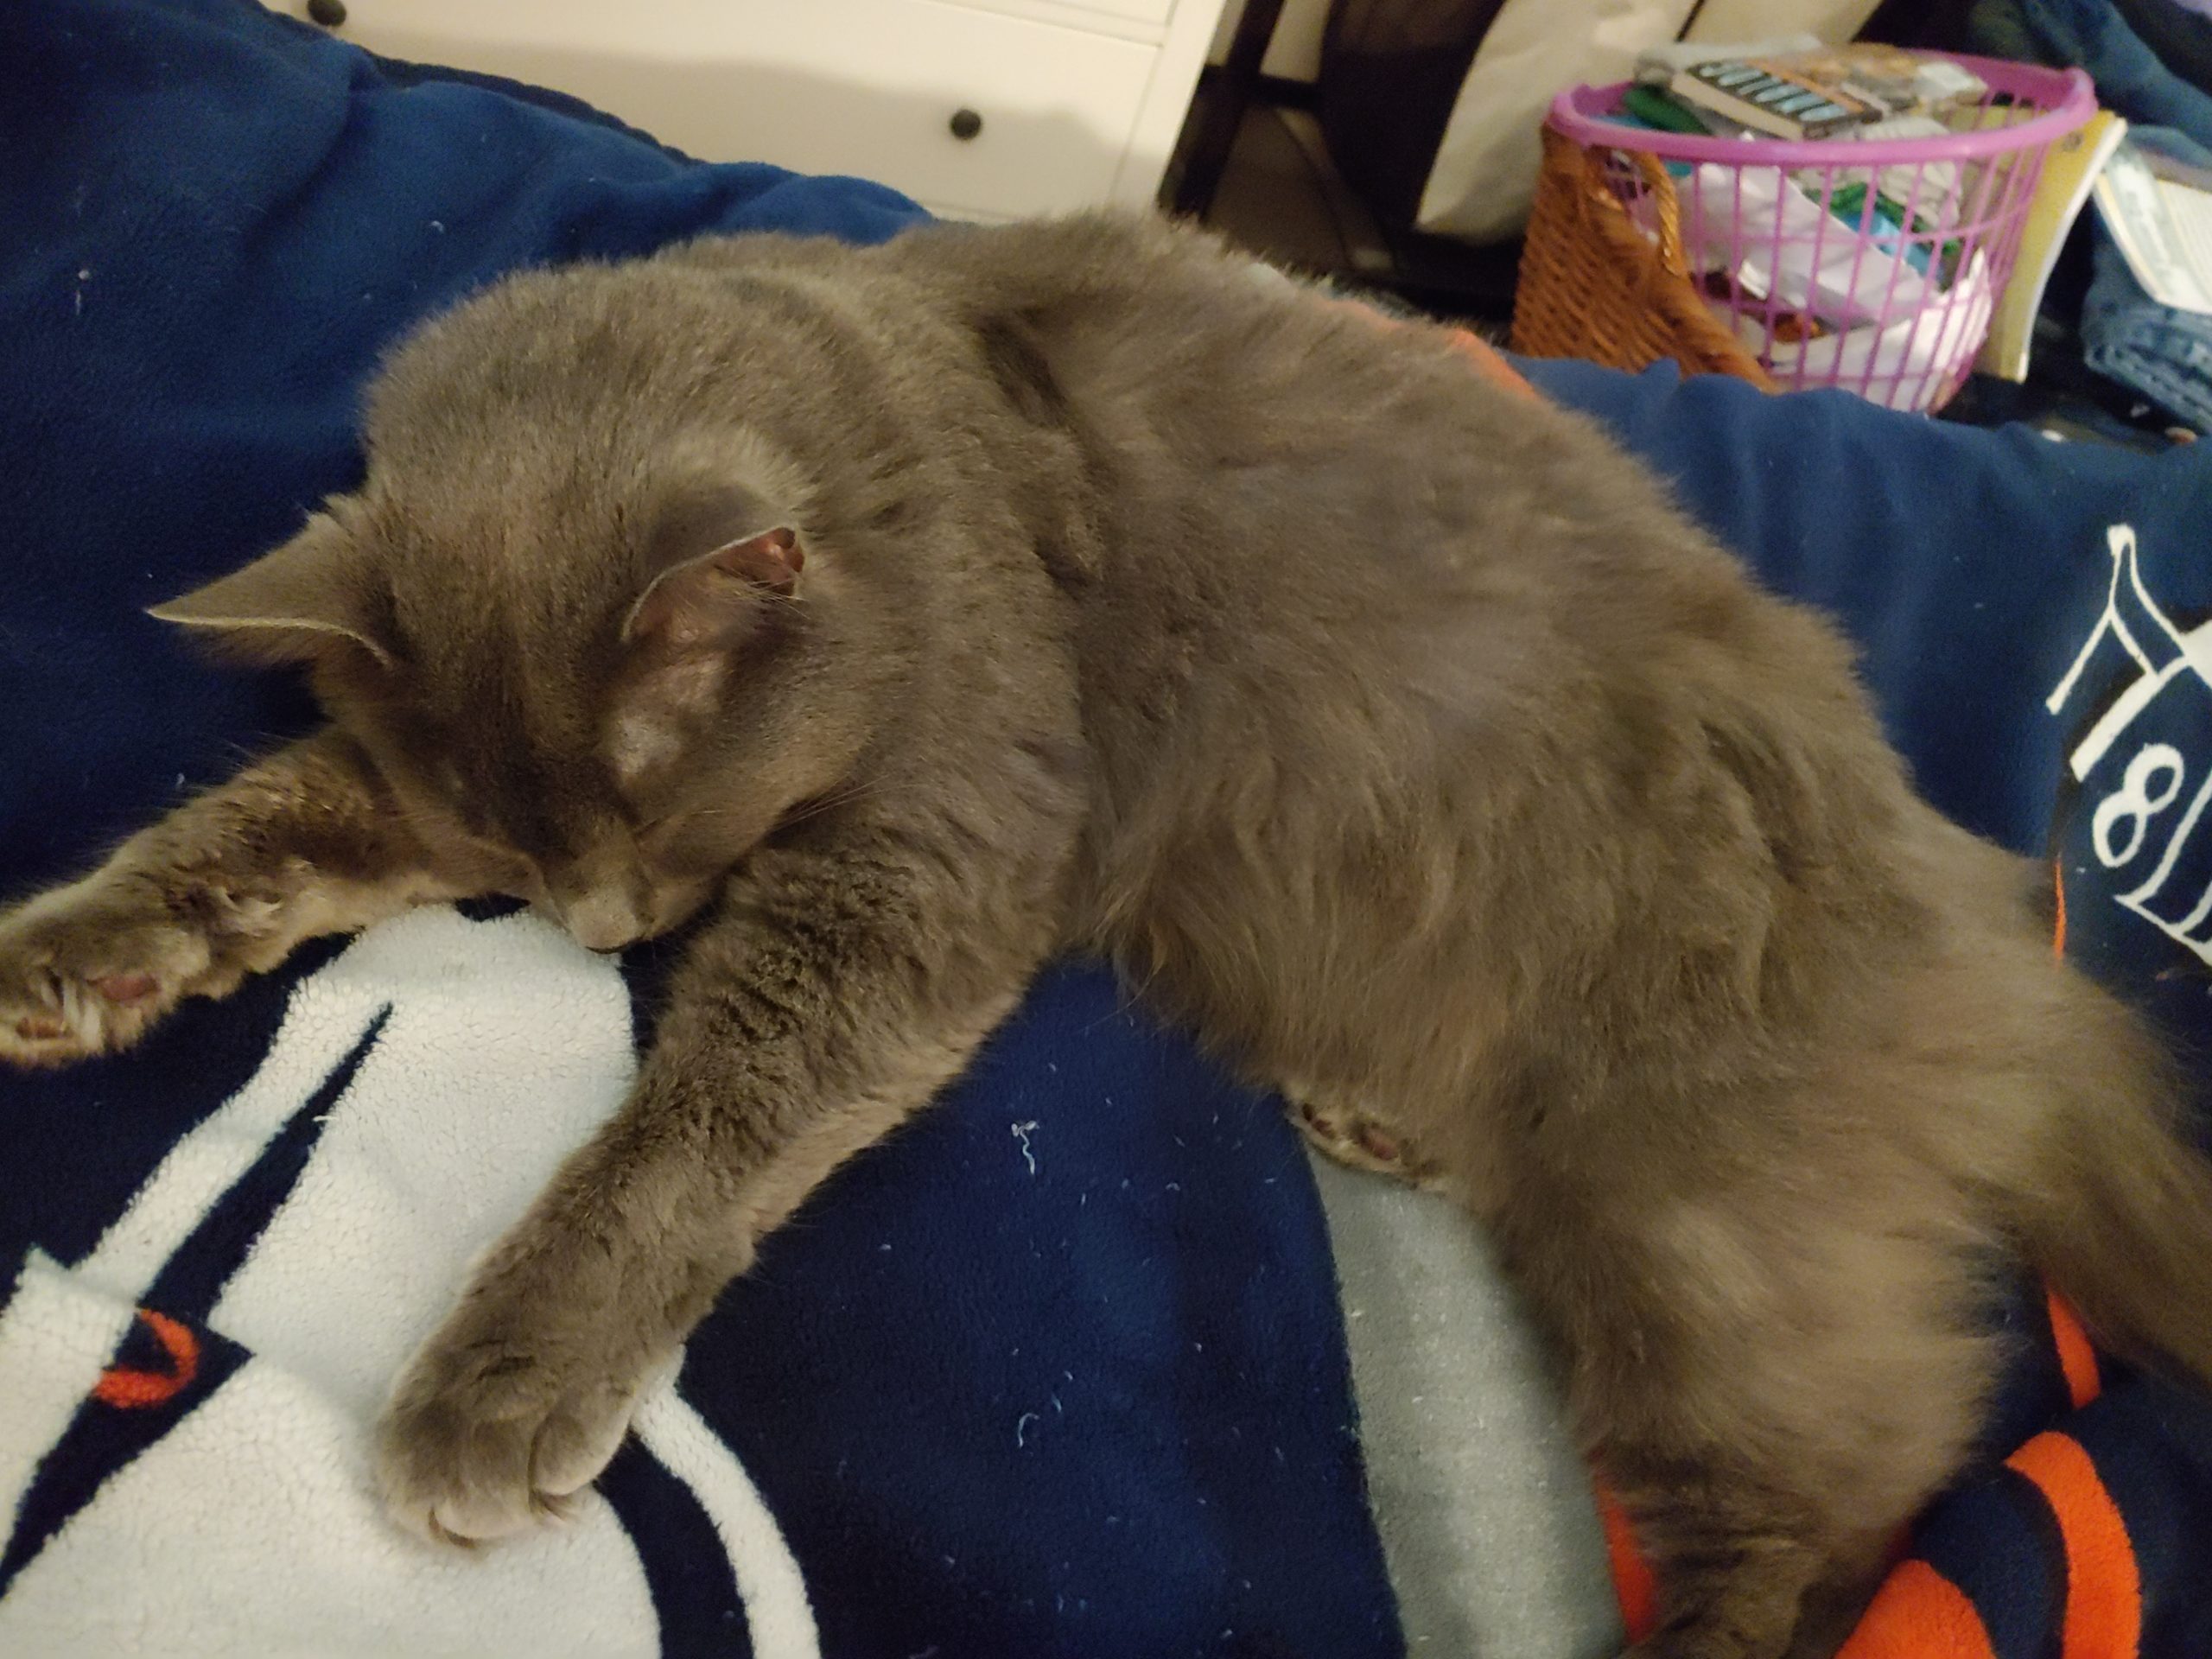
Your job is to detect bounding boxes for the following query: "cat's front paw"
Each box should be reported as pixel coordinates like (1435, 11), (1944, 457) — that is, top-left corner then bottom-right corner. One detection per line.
(376, 1242), (671, 1544)
(0, 875), (216, 1067)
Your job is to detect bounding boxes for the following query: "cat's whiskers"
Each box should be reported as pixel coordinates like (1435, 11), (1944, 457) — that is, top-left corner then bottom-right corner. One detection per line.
(772, 774), (887, 830)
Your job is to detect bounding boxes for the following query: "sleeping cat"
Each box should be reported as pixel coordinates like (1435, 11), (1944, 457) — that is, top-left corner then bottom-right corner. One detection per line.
(3, 211), (2209, 1659)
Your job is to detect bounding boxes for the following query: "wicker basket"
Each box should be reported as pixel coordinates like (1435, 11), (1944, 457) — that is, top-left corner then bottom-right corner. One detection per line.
(1511, 125), (1777, 391)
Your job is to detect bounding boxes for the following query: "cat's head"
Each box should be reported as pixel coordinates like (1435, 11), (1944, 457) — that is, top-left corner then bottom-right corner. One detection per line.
(150, 278), (887, 951)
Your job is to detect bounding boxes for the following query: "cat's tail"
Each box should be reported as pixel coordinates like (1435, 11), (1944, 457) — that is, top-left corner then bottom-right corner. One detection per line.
(2018, 978), (2212, 1389)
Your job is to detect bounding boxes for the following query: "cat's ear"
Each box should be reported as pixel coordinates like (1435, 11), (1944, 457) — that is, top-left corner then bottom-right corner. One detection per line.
(620, 526), (805, 651)
(149, 516), (395, 670)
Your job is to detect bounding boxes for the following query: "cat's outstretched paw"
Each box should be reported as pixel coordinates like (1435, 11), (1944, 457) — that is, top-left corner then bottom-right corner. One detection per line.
(0, 876), (215, 1067)
(376, 1244), (667, 1544)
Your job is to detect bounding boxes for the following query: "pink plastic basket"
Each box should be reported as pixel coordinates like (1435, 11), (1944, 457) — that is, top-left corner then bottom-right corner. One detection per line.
(1547, 55), (2095, 412)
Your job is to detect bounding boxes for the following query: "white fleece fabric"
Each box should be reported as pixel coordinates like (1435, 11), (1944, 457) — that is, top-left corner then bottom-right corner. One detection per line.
(0, 906), (818, 1659)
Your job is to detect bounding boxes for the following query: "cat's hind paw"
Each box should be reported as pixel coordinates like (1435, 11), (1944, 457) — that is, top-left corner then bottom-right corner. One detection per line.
(1290, 1094), (1446, 1190)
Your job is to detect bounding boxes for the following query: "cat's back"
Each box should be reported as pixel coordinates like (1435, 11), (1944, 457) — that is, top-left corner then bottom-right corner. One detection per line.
(875, 216), (1768, 653)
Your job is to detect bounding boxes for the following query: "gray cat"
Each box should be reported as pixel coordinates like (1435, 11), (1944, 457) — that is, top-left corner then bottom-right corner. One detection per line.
(3, 212), (2208, 1659)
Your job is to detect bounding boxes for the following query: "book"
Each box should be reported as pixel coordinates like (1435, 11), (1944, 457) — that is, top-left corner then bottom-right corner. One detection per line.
(2093, 137), (2212, 316)
(1632, 35), (1822, 86)
(1669, 45), (1989, 141)
(1767, 44), (1988, 122)
(1978, 107), (2129, 381)
(1670, 58), (1876, 139)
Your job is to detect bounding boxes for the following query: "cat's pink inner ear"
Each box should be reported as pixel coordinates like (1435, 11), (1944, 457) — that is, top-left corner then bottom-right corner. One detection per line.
(725, 527), (804, 594)
(622, 527), (804, 649)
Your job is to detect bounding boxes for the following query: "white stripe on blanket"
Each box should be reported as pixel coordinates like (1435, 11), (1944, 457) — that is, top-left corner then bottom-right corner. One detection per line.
(636, 1389), (819, 1658)
(0, 905), (815, 1656)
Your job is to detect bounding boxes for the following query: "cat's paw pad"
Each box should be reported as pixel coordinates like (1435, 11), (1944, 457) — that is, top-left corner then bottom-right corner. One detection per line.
(376, 1326), (655, 1544)
(1290, 1096), (1444, 1189)
(0, 881), (213, 1067)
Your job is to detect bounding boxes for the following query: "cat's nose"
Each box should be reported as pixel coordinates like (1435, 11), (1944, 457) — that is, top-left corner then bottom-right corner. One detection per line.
(552, 887), (648, 954)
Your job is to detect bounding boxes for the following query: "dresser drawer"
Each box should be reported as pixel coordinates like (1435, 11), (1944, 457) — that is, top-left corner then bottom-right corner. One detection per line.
(290, 0), (1159, 219)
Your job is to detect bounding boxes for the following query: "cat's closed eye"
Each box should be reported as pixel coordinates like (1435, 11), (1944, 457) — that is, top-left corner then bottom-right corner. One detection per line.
(635, 813), (713, 861)
(373, 758), (537, 890)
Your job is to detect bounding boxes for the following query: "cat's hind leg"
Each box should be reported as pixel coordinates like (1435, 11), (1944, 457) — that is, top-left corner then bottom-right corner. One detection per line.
(1508, 1159), (1996, 1659)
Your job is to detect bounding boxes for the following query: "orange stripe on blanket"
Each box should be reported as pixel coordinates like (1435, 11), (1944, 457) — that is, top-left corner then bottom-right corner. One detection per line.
(1443, 328), (1542, 402)
(1594, 1480), (1660, 1644)
(2007, 1432), (2142, 1659)
(2048, 1287), (2102, 1409)
(2041, 872), (2104, 1411)
(1839, 1559), (1999, 1659)
(92, 1308), (200, 1408)
(1324, 291), (1541, 404)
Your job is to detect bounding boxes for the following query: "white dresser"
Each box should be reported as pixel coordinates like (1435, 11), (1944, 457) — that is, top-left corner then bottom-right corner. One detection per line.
(270, 0), (1229, 220)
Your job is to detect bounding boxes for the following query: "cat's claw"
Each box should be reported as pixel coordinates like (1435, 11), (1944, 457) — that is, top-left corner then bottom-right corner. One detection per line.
(0, 879), (211, 1067)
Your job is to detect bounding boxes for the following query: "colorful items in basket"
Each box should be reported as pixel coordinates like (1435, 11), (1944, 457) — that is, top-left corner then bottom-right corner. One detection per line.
(1680, 158), (1997, 406)
(1580, 47), (2092, 411)
(1827, 180), (1958, 278)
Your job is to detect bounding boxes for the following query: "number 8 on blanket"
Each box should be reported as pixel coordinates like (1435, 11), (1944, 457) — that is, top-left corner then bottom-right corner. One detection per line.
(2047, 524), (2212, 963)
